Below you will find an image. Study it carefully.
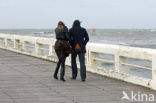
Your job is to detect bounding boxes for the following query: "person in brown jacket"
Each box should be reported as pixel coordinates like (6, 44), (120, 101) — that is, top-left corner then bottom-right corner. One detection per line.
(53, 21), (72, 81)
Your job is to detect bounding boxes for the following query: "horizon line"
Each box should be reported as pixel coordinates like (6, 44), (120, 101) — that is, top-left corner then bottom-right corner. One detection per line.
(0, 28), (156, 30)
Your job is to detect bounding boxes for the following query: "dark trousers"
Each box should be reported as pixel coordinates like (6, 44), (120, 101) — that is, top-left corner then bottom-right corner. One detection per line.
(71, 53), (86, 80)
(54, 56), (66, 79)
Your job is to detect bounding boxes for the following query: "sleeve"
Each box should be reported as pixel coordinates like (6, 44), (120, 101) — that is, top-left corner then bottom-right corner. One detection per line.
(65, 27), (70, 41)
(84, 29), (89, 45)
(55, 28), (58, 39)
(69, 29), (73, 42)
(69, 29), (74, 46)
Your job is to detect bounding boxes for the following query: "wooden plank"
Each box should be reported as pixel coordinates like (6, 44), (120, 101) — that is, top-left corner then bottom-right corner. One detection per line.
(0, 48), (155, 103)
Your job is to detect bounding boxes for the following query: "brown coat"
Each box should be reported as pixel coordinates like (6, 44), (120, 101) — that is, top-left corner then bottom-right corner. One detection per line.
(54, 40), (72, 59)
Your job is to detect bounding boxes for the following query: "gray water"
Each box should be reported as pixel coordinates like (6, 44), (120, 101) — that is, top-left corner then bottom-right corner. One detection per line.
(1, 29), (156, 49)
(88, 29), (156, 49)
(0, 29), (156, 79)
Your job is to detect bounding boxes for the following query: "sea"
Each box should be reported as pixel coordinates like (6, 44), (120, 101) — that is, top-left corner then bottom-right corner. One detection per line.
(0, 29), (156, 79)
(0, 29), (156, 49)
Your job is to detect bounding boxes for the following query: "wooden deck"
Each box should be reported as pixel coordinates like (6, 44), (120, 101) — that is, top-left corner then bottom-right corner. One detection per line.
(0, 49), (155, 103)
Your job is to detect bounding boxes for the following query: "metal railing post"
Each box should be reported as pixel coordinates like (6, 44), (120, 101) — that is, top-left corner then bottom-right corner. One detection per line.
(87, 48), (91, 65)
(14, 39), (20, 49)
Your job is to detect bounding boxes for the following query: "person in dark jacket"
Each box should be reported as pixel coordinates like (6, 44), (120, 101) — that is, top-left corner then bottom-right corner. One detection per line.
(54, 21), (72, 81)
(69, 20), (89, 81)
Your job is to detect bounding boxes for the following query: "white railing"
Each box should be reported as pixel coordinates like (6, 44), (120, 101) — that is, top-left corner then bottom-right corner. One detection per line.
(0, 34), (156, 91)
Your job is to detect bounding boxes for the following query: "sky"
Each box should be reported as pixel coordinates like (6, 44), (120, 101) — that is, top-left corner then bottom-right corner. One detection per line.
(0, 0), (156, 29)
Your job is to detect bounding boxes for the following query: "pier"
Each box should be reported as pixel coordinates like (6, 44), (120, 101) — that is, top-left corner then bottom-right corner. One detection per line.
(0, 34), (156, 103)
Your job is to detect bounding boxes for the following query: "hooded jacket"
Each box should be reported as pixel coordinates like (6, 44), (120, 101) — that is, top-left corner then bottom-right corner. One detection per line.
(55, 26), (69, 41)
(69, 26), (89, 53)
(54, 26), (72, 59)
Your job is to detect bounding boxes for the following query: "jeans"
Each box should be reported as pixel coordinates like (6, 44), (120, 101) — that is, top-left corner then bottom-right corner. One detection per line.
(54, 56), (66, 79)
(71, 53), (86, 80)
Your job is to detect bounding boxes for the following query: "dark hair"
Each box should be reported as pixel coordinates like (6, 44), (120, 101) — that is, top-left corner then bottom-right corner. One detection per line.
(58, 21), (65, 26)
(73, 20), (80, 27)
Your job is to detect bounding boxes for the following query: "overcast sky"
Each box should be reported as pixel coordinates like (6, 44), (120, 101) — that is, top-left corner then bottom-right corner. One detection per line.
(0, 0), (156, 29)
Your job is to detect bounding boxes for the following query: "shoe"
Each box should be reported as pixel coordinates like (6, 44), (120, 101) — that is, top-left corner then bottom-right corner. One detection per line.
(60, 78), (66, 82)
(53, 75), (58, 80)
(81, 79), (85, 82)
(70, 77), (76, 80)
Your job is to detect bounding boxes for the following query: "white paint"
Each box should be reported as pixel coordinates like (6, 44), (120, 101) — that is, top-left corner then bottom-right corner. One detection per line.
(0, 34), (156, 91)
